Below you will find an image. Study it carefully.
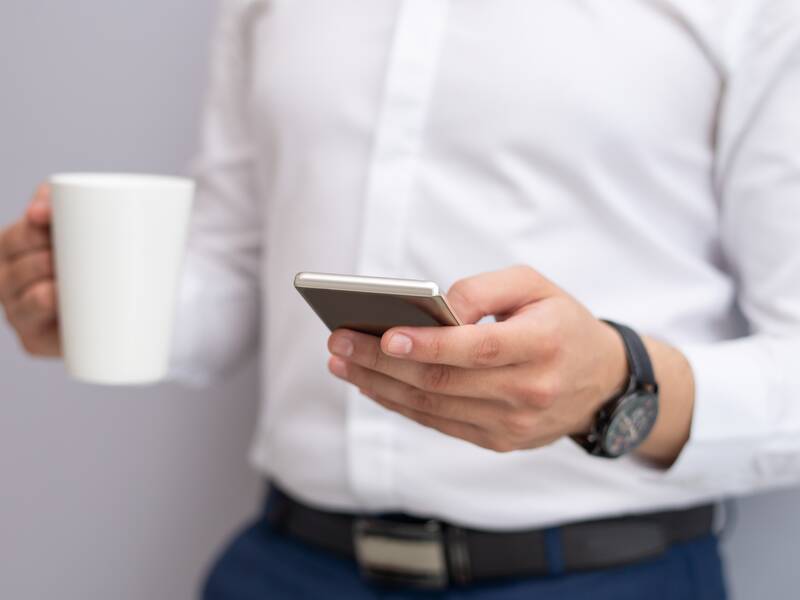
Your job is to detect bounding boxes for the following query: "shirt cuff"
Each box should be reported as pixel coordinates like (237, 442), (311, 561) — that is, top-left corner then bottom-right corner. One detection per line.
(641, 338), (771, 493)
(163, 262), (213, 388)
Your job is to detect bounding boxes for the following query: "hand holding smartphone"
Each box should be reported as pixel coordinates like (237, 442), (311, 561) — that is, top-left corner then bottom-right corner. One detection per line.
(294, 272), (462, 336)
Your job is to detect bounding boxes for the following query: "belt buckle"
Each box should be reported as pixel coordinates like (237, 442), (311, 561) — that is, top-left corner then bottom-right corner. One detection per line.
(353, 518), (448, 589)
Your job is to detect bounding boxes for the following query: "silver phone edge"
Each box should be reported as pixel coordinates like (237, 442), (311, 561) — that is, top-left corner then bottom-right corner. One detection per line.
(432, 294), (463, 326)
(294, 272), (440, 297)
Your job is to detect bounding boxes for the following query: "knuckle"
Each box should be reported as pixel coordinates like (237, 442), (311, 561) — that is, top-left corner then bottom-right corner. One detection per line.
(4, 262), (21, 289)
(448, 278), (471, 301)
(6, 262), (27, 291)
(461, 282), (483, 306)
(500, 412), (535, 441)
(474, 437), (497, 452)
(420, 364), (451, 392)
(427, 336), (444, 363)
(536, 319), (562, 359)
(488, 437), (516, 453)
(19, 291), (36, 314)
(29, 284), (55, 314)
(34, 252), (52, 277)
(512, 264), (539, 283)
(9, 225), (23, 249)
(411, 410), (437, 429)
(409, 389), (443, 416)
(344, 365), (362, 386)
(499, 376), (531, 404)
(368, 345), (383, 370)
(449, 278), (480, 308)
(533, 377), (561, 408)
(351, 337), (381, 372)
(471, 333), (502, 366)
(515, 263), (536, 276)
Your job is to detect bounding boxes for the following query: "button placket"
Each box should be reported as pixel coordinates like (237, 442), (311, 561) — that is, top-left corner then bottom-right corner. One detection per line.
(346, 0), (450, 509)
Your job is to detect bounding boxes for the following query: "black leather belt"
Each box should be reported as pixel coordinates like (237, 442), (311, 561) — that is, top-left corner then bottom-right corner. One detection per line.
(264, 485), (715, 589)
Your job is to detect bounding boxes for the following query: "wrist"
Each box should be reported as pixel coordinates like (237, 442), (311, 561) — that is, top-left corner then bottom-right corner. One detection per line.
(573, 321), (665, 459)
(634, 337), (694, 466)
(599, 320), (632, 399)
(573, 320), (630, 437)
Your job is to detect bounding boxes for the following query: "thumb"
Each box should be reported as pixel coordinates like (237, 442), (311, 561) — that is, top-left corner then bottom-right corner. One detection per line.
(25, 183), (52, 227)
(445, 265), (558, 324)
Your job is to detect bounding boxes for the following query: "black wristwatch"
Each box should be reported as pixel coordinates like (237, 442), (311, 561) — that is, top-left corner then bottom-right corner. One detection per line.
(573, 320), (660, 458)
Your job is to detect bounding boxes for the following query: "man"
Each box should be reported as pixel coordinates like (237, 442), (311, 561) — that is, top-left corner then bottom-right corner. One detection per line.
(2, 1), (799, 598)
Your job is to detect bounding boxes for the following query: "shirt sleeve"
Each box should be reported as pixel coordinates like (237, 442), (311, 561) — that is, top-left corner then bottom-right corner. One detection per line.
(657, 0), (800, 494)
(166, 0), (264, 387)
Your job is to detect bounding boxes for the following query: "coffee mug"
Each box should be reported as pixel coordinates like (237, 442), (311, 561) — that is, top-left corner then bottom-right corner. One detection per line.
(50, 173), (195, 385)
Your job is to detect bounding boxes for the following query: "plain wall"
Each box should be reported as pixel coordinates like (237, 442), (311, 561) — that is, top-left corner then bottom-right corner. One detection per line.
(1, 1), (798, 598)
(0, 2), (262, 599)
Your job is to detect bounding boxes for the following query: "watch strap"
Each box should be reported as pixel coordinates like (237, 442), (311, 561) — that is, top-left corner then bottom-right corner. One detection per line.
(572, 321), (658, 457)
(602, 320), (657, 390)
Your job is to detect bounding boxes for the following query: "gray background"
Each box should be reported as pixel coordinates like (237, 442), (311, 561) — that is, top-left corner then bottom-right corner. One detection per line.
(0, 1), (798, 598)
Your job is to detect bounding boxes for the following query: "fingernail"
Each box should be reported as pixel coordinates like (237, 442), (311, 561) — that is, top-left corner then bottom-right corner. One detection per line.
(330, 336), (354, 357)
(386, 333), (413, 355)
(329, 356), (348, 378)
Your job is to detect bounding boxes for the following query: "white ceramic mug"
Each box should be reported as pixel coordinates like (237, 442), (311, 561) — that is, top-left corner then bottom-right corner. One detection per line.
(50, 173), (195, 385)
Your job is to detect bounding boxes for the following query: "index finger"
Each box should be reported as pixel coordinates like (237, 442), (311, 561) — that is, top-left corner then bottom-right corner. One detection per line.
(446, 265), (557, 324)
(381, 319), (536, 368)
(25, 183), (53, 227)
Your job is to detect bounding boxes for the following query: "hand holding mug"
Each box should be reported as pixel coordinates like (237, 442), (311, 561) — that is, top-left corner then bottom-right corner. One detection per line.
(0, 183), (61, 357)
(2, 174), (194, 385)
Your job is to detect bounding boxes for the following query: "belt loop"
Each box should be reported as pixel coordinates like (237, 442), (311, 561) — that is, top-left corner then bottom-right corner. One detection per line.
(543, 527), (565, 576)
(445, 525), (472, 586)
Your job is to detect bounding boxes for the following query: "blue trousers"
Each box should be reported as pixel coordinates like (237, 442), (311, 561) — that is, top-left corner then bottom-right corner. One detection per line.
(202, 514), (727, 600)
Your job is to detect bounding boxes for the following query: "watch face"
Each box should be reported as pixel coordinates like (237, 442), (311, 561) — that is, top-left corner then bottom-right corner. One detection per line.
(602, 391), (659, 458)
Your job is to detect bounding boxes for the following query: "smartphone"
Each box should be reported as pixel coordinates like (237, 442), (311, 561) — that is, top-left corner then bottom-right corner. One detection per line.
(294, 272), (463, 336)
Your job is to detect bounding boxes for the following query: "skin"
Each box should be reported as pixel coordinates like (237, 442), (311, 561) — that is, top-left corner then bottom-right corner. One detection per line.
(0, 184), (61, 357)
(2, 185), (693, 465)
(327, 266), (695, 466)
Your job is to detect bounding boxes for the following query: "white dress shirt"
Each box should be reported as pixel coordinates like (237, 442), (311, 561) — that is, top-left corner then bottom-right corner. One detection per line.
(168, 0), (800, 530)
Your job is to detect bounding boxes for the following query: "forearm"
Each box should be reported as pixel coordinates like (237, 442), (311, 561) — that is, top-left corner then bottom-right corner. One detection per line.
(166, 251), (260, 387)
